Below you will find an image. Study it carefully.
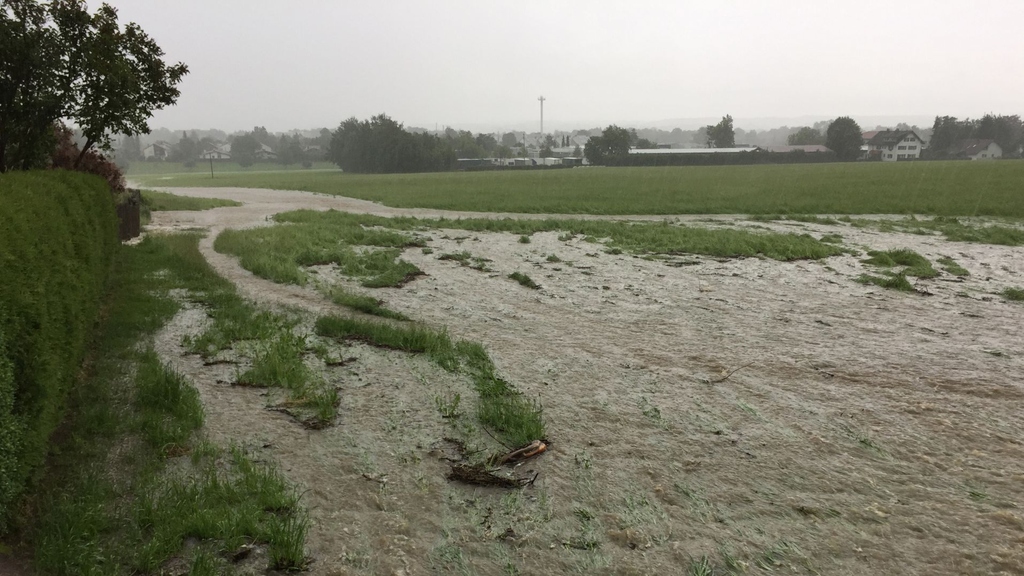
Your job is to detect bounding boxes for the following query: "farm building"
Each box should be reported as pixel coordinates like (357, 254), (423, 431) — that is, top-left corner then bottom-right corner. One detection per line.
(629, 146), (761, 155)
(863, 130), (924, 161)
(765, 145), (833, 153)
(952, 139), (1002, 160)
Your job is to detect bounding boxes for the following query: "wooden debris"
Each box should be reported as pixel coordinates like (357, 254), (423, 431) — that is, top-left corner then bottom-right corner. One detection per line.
(447, 464), (535, 488)
(492, 440), (548, 466)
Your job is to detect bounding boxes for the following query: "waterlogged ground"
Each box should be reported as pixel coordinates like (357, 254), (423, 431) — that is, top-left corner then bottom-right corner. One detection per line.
(148, 187), (1024, 576)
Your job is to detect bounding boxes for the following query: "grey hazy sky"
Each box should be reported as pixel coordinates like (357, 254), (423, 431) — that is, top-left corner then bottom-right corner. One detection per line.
(94, 0), (1024, 132)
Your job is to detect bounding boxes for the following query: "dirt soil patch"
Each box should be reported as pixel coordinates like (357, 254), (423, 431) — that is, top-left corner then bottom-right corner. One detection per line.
(148, 186), (1024, 575)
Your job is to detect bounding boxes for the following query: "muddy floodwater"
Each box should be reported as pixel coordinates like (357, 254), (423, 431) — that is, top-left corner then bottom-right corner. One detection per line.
(148, 186), (1024, 576)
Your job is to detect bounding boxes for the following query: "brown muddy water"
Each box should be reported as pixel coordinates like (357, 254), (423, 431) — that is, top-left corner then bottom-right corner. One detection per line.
(148, 187), (1024, 576)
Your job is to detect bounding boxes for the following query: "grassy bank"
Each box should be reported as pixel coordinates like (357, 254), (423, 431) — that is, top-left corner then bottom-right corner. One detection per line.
(16, 234), (309, 574)
(0, 171), (118, 531)
(135, 161), (1024, 217)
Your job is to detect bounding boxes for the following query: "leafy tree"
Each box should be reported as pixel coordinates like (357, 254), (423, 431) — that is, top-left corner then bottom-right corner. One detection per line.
(500, 132), (518, 148)
(326, 113), (455, 173)
(634, 138), (658, 149)
(573, 144), (582, 157)
(543, 134), (557, 149)
(928, 116), (976, 158)
(0, 0), (187, 172)
(704, 115), (735, 148)
(231, 133), (259, 167)
(825, 116), (863, 161)
(583, 125), (631, 165)
(475, 133), (498, 154)
(787, 126), (825, 146)
(171, 131), (198, 163)
(539, 145), (553, 157)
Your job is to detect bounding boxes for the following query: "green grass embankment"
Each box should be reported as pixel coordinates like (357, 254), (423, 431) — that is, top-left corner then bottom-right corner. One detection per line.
(0, 170), (118, 530)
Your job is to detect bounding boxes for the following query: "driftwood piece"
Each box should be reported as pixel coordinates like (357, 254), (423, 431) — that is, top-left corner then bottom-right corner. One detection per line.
(447, 464), (536, 488)
(491, 440), (548, 466)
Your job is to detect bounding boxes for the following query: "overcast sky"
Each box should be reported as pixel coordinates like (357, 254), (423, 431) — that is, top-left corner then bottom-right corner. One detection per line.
(93, 0), (1024, 133)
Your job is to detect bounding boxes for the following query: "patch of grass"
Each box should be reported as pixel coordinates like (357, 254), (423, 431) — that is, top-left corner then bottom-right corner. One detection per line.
(133, 446), (308, 572)
(421, 247), (434, 255)
(1002, 287), (1024, 301)
(271, 209), (844, 262)
(135, 349), (204, 456)
(748, 214), (840, 225)
(234, 330), (340, 427)
(434, 392), (463, 419)
(820, 233), (843, 244)
(323, 284), (409, 320)
(213, 211), (424, 288)
(518, 234), (531, 244)
(437, 250), (492, 272)
(315, 316), (544, 446)
(856, 273), (916, 292)
(936, 256), (970, 277)
(140, 189), (241, 211)
(134, 161), (1024, 217)
(236, 331), (310, 390)
(851, 215), (1024, 246)
(545, 254), (562, 262)
(862, 248), (939, 278)
(508, 271), (540, 289)
(28, 234), (308, 575)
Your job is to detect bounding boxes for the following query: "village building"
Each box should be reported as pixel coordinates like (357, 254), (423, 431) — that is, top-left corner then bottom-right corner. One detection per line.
(863, 130), (924, 161)
(952, 139), (1002, 160)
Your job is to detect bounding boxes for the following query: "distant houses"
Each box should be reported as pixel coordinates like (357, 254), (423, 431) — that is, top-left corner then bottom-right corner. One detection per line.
(952, 139), (1002, 160)
(862, 130), (924, 161)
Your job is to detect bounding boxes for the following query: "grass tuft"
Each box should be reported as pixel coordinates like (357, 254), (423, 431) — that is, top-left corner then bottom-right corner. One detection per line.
(508, 272), (540, 290)
(862, 248), (939, 278)
(1002, 287), (1024, 302)
(324, 284), (409, 320)
(856, 273), (915, 292)
(936, 256), (970, 277)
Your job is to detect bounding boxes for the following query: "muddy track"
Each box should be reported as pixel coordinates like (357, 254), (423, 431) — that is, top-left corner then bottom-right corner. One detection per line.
(148, 187), (1024, 576)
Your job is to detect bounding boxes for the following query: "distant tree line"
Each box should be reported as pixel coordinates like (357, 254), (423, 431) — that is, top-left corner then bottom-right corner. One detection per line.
(326, 114), (457, 173)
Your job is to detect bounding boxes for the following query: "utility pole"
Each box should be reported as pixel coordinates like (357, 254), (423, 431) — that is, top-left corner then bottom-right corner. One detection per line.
(538, 95), (546, 135)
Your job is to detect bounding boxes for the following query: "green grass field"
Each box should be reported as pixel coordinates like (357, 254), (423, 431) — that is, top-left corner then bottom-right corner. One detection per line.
(134, 161), (1024, 217)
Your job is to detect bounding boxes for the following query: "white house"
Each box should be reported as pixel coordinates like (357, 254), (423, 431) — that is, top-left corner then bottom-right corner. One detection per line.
(199, 147), (231, 160)
(864, 130), (924, 161)
(142, 142), (170, 160)
(954, 139), (1002, 160)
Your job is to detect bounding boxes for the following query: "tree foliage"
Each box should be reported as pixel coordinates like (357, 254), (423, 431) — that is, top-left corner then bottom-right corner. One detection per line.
(326, 114), (456, 174)
(704, 115), (735, 148)
(231, 133), (259, 167)
(583, 125), (631, 165)
(0, 0), (187, 172)
(787, 126), (825, 146)
(825, 116), (863, 161)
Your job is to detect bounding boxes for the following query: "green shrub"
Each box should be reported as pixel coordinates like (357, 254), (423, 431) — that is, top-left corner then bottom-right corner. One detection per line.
(0, 170), (118, 530)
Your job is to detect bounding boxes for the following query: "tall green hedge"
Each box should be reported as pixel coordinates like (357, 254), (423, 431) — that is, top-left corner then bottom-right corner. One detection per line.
(0, 170), (117, 530)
